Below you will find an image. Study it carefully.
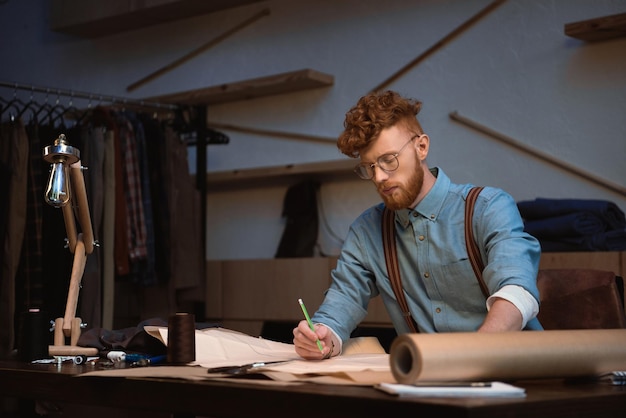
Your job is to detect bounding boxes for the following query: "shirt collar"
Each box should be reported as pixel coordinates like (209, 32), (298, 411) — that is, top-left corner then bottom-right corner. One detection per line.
(396, 167), (450, 226)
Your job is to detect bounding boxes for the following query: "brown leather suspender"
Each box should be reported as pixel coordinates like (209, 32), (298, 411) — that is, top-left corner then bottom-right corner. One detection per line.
(382, 186), (488, 333)
(382, 207), (419, 332)
(464, 186), (489, 298)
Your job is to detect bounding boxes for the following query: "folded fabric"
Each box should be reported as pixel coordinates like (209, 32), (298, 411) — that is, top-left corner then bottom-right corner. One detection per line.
(77, 318), (220, 356)
(523, 212), (605, 239)
(539, 229), (626, 252)
(77, 318), (169, 355)
(517, 198), (626, 230)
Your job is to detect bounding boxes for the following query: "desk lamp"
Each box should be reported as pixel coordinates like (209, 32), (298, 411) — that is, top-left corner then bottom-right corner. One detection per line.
(43, 134), (98, 357)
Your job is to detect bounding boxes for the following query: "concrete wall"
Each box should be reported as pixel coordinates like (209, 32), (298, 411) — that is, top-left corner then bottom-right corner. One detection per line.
(1, 0), (624, 260)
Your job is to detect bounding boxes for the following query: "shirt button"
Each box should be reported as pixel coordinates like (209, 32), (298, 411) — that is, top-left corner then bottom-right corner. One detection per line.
(413, 212), (419, 217)
(430, 214), (435, 219)
(435, 308), (441, 313)
(424, 272), (430, 278)
(418, 235), (425, 241)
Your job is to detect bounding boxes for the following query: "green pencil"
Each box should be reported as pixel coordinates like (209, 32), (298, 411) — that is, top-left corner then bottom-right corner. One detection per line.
(298, 298), (324, 353)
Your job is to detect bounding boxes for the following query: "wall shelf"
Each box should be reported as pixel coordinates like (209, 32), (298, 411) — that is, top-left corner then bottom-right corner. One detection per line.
(206, 158), (355, 190)
(50, 0), (264, 38)
(147, 69), (334, 105)
(565, 12), (626, 41)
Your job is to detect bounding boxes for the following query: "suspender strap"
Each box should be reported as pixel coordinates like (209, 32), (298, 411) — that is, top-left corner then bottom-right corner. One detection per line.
(381, 186), (488, 333)
(464, 186), (490, 298)
(382, 207), (419, 333)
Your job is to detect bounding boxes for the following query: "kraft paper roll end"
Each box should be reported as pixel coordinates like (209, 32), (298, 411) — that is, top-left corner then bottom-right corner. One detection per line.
(390, 330), (626, 384)
(389, 335), (422, 384)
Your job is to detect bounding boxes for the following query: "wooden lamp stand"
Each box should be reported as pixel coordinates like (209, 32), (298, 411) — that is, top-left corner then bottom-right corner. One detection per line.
(44, 135), (98, 357)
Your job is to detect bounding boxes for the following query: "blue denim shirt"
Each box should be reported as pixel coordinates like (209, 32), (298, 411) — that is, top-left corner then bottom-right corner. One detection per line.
(312, 168), (542, 343)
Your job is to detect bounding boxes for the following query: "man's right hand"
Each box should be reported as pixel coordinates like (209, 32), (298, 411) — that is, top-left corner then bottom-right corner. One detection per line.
(292, 320), (333, 360)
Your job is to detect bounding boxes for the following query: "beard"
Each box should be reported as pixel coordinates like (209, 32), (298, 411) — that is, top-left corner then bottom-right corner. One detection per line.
(378, 166), (424, 211)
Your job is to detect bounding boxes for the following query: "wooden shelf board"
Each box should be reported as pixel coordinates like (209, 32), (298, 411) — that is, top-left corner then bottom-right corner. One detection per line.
(50, 0), (265, 38)
(206, 159), (355, 189)
(147, 69), (334, 105)
(565, 12), (626, 41)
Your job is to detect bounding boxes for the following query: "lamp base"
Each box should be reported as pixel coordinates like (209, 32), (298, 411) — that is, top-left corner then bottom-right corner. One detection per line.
(48, 345), (98, 357)
(48, 316), (98, 357)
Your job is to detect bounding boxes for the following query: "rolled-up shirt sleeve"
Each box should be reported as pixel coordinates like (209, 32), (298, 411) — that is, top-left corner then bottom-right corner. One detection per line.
(487, 285), (539, 328)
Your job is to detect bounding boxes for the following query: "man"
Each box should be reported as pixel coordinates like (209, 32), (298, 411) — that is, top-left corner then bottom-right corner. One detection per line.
(293, 90), (542, 360)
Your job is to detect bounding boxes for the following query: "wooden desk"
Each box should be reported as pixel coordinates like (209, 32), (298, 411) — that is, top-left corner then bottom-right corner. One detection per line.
(1, 360), (626, 418)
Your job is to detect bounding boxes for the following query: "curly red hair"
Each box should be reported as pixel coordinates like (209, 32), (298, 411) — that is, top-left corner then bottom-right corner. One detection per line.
(337, 90), (424, 158)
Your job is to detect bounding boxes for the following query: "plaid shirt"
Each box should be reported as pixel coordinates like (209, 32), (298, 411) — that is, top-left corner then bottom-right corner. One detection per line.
(119, 119), (148, 261)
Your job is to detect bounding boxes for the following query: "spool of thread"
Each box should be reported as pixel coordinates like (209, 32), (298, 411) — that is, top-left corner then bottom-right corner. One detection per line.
(167, 312), (196, 364)
(17, 308), (50, 361)
(107, 351), (126, 362)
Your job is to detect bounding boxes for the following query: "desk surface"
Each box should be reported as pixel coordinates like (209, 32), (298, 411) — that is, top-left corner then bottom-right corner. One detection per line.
(2, 360), (626, 418)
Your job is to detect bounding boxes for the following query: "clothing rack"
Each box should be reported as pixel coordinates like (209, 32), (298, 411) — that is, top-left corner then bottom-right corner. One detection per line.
(0, 80), (179, 111)
(1, 79), (209, 291)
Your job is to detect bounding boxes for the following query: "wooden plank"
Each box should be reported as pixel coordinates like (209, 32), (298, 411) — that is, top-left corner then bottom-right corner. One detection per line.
(206, 159), (355, 188)
(126, 8), (271, 92)
(372, 0), (506, 92)
(147, 69), (334, 105)
(218, 320), (265, 337)
(50, 0), (265, 38)
(208, 122), (337, 145)
(565, 13), (626, 41)
(539, 251), (622, 274)
(450, 111), (626, 198)
(205, 260), (223, 319)
(221, 258), (331, 321)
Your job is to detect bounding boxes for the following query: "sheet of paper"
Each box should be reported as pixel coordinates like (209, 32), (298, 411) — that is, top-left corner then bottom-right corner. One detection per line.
(251, 351), (394, 386)
(139, 326), (394, 385)
(256, 353), (390, 374)
(343, 336), (386, 355)
(145, 327), (387, 368)
(375, 381), (526, 397)
(262, 369), (396, 386)
(145, 326), (300, 368)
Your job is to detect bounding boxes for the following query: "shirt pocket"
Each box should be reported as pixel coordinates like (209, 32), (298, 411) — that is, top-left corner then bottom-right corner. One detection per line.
(439, 258), (487, 313)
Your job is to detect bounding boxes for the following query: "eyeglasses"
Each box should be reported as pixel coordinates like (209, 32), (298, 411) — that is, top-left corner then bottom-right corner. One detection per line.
(353, 135), (419, 180)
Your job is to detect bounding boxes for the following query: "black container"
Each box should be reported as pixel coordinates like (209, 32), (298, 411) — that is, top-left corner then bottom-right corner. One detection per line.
(17, 308), (50, 361)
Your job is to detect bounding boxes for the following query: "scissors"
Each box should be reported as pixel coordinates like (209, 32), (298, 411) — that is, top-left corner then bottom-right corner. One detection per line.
(206, 360), (290, 375)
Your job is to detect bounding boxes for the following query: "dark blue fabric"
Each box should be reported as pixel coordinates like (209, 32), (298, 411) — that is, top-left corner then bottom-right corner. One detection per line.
(517, 198), (626, 230)
(523, 212), (605, 239)
(517, 198), (626, 252)
(540, 229), (626, 252)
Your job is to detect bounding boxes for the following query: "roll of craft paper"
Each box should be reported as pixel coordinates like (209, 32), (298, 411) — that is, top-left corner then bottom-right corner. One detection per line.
(390, 329), (626, 384)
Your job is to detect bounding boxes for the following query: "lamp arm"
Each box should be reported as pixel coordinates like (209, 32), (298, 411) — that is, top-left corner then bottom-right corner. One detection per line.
(62, 234), (87, 337)
(70, 160), (94, 254)
(59, 161), (94, 336)
(61, 204), (78, 253)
